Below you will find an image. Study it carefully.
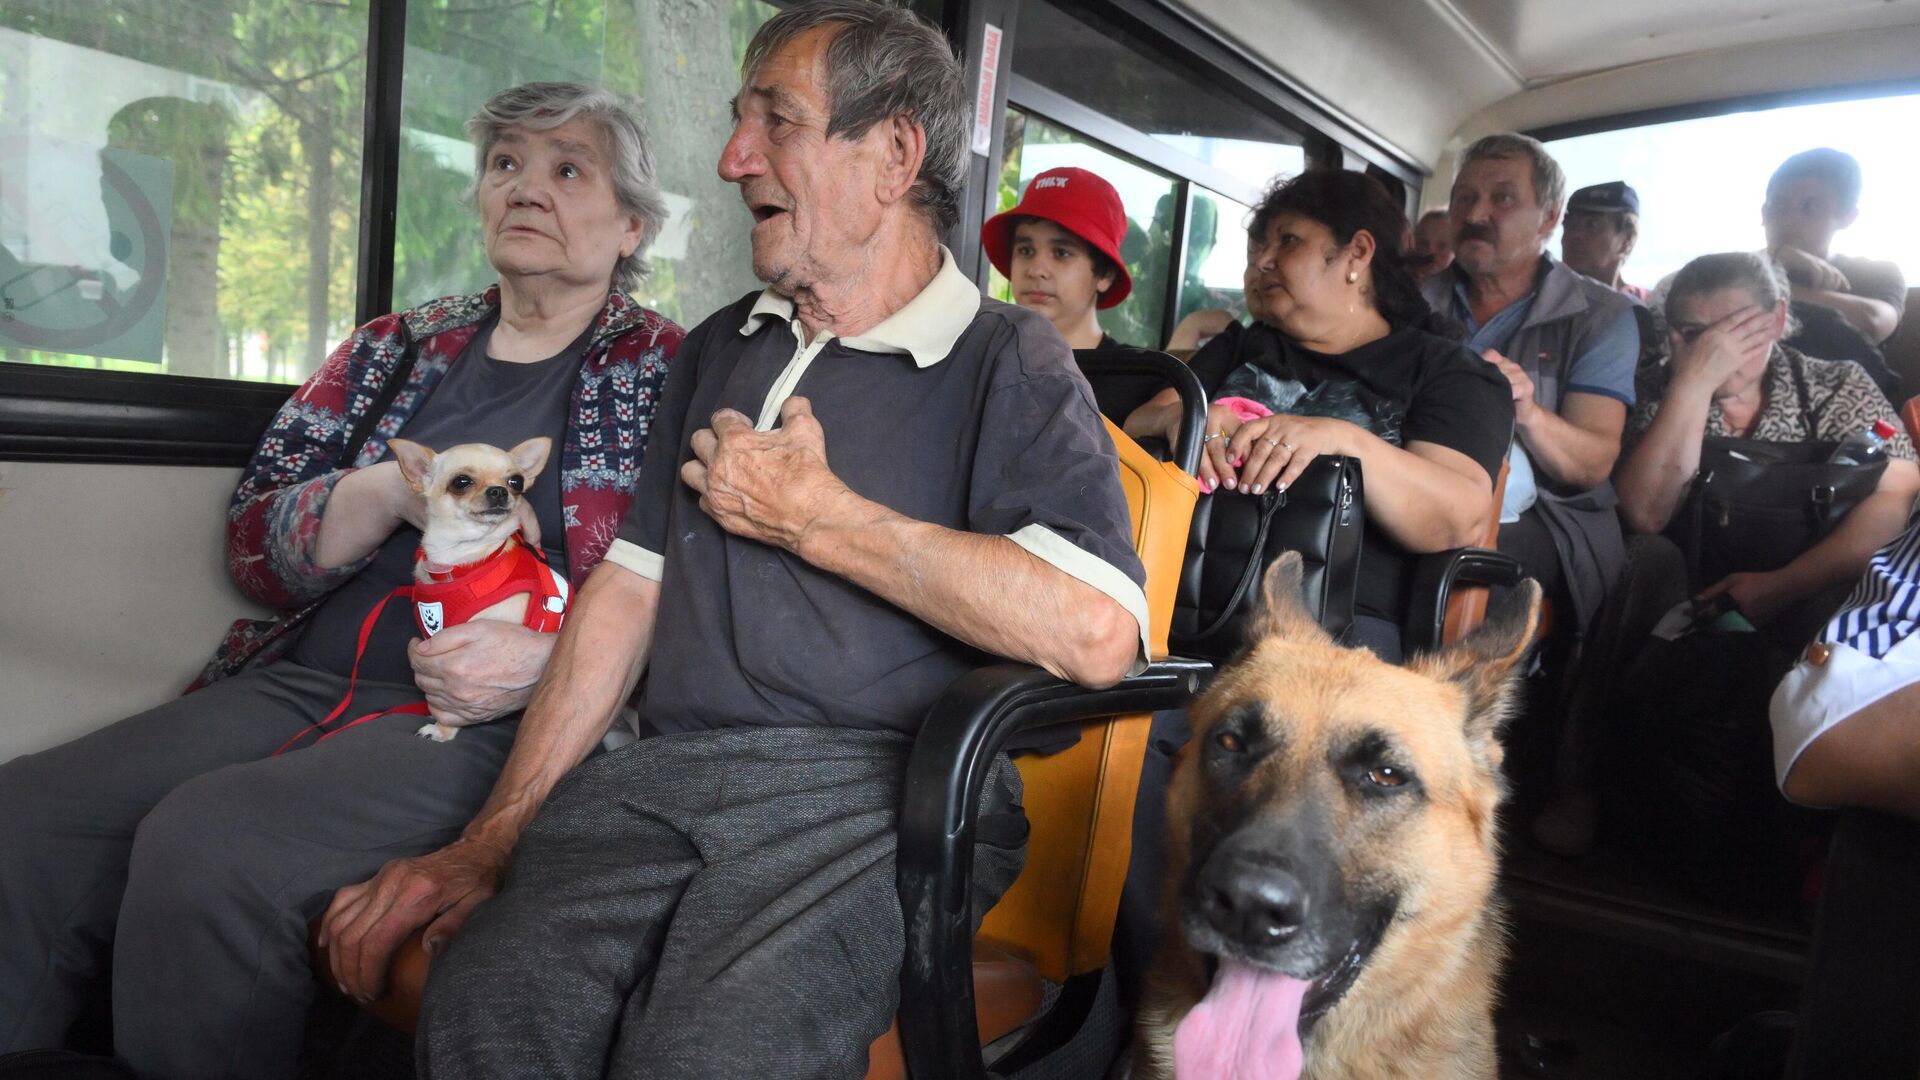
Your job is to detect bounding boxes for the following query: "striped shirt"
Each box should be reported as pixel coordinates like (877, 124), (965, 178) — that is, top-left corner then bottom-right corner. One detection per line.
(1822, 504), (1920, 658)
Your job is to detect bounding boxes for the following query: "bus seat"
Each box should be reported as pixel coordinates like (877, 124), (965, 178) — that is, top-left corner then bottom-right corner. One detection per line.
(1882, 288), (1920, 394)
(1437, 459), (1511, 646)
(307, 365), (1211, 1080)
(1900, 394), (1920, 446)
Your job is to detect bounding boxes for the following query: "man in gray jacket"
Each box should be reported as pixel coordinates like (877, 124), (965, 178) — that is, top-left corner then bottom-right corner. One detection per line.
(1423, 133), (1639, 638)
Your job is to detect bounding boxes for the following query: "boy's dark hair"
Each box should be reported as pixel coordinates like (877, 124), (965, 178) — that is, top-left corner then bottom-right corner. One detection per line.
(1768, 148), (1863, 214)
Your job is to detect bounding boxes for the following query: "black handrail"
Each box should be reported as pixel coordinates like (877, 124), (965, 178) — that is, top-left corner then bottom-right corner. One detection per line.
(895, 658), (1212, 1079)
(1074, 347), (1208, 475)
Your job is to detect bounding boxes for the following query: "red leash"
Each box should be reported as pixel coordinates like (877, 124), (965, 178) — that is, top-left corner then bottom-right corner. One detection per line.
(273, 590), (430, 756)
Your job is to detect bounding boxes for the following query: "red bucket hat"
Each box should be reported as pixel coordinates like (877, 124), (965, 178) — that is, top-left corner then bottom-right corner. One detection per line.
(981, 167), (1133, 309)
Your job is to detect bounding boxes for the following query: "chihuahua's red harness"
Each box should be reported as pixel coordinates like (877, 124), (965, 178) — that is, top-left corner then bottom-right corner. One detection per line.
(274, 532), (568, 755)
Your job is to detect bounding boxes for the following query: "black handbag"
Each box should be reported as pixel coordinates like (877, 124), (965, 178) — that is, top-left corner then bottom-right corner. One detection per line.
(1669, 354), (1888, 585)
(1170, 455), (1363, 663)
(1675, 445), (1886, 587)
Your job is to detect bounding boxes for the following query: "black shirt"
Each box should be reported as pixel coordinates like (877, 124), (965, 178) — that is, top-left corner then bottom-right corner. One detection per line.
(290, 315), (584, 683)
(1188, 319), (1513, 626)
(612, 276), (1148, 737)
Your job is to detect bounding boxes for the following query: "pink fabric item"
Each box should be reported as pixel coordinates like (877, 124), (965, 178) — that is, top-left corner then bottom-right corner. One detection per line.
(1171, 960), (1309, 1080)
(1215, 396), (1274, 425)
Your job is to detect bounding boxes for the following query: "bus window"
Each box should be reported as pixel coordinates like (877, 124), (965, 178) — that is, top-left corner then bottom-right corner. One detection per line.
(989, 108), (1179, 349)
(1177, 187), (1252, 327)
(0, 1), (373, 383)
(1545, 93), (1920, 287)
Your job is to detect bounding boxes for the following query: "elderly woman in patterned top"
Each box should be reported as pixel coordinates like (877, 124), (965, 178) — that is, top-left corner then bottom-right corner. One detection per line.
(1617, 250), (1920, 629)
(0, 82), (683, 1079)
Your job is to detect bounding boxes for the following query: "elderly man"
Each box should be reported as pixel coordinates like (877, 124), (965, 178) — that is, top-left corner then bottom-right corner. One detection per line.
(1561, 181), (1647, 303)
(415, 3), (1147, 1077)
(1422, 133), (1638, 638)
(1409, 207), (1454, 284)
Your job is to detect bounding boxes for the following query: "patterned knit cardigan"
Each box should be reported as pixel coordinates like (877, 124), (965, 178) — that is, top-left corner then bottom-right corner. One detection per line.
(192, 286), (682, 689)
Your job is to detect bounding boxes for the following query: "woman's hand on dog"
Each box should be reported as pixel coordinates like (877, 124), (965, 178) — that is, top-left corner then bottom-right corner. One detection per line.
(318, 834), (512, 1002)
(408, 622), (556, 725)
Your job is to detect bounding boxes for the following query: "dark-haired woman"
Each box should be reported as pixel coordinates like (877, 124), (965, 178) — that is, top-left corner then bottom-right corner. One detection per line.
(1125, 170), (1514, 661)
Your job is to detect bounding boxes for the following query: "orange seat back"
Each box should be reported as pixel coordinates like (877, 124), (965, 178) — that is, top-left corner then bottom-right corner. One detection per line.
(975, 418), (1198, 982)
(1438, 459), (1509, 646)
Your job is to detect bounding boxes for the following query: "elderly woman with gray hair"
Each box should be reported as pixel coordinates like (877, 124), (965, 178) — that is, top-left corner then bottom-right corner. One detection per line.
(0, 81), (683, 1078)
(1531, 250), (1919, 859)
(1618, 250), (1918, 627)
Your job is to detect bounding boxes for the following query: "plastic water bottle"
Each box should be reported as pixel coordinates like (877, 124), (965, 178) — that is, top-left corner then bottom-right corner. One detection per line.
(1829, 419), (1899, 465)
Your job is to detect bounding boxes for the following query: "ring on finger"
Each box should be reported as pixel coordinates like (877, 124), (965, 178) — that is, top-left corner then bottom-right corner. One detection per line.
(1282, 441), (1297, 452)
(1263, 437), (1280, 448)
(1204, 432), (1225, 442)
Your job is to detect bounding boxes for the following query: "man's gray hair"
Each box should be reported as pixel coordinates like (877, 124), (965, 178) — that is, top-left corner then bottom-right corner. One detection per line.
(467, 81), (669, 292)
(1668, 251), (1801, 338)
(743, 1), (968, 234)
(1459, 133), (1567, 214)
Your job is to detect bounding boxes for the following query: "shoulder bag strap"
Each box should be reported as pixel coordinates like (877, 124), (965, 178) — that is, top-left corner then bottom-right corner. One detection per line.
(1190, 489), (1286, 643)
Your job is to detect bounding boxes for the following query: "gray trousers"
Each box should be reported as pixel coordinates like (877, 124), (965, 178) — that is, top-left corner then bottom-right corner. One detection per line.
(418, 726), (1026, 1080)
(0, 662), (518, 1079)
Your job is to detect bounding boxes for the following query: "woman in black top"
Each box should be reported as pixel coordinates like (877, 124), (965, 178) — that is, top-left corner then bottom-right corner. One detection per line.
(1125, 170), (1513, 659)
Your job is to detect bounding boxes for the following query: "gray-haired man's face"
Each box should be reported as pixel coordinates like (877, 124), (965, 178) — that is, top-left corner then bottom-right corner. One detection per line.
(718, 26), (899, 294)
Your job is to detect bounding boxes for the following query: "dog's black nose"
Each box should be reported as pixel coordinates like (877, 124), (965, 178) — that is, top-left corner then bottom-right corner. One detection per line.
(485, 486), (510, 509)
(1198, 851), (1307, 948)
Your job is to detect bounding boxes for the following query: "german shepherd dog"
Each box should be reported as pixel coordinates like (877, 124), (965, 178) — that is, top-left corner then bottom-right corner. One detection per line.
(1134, 552), (1540, 1080)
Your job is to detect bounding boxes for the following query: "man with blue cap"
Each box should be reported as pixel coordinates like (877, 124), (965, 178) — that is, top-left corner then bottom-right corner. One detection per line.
(1561, 180), (1647, 302)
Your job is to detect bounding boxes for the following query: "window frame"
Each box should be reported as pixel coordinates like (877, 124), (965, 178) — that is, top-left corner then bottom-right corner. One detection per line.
(1, 0), (1424, 466)
(0, 0), (410, 468)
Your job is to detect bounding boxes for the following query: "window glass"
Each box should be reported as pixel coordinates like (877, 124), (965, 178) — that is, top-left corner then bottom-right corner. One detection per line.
(1546, 93), (1920, 289)
(1011, 0), (1307, 193)
(395, 0), (780, 329)
(0, 1), (369, 382)
(1178, 187), (1253, 327)
(991, 109), (1178, 348)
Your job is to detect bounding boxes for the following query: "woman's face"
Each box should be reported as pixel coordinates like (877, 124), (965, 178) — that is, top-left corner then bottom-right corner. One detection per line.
(478, 117), (644, 291)
(1009, 219), (1114, 331)
(1243, 212), (1364, 338)
(1668, 286), (1784, 399)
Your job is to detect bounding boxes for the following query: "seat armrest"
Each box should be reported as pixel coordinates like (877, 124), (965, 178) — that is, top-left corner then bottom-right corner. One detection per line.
(895, 658), (1211, 1080)
(1404, 548), (1526, 655)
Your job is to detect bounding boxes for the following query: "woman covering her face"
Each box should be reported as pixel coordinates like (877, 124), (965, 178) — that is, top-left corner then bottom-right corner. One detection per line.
(1123, 169), (1514, 662)
(1618, 251), (1920, 629)
(982, 166), (1131, 349)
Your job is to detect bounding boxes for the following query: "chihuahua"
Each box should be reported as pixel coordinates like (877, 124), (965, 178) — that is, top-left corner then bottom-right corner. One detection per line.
(388, 436), (560, 741)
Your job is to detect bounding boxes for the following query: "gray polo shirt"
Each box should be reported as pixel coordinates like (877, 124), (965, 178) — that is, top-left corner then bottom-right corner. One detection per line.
(606, 250), (1149, 736)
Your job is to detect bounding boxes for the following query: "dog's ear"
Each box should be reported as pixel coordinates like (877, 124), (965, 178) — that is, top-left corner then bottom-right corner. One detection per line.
(1248, 551), (1332, 645)
(1419, 579), (1541, 757)
(390, 439), (436, 493)
(508, 437), (552, 483)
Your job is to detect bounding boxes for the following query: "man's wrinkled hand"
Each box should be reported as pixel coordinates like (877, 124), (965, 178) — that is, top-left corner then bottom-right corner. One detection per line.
(317, 836), (511, 1002)
(1481, 348), (1537, 425)
(681, 396), (852, 551)
(409, 621), (556, 726)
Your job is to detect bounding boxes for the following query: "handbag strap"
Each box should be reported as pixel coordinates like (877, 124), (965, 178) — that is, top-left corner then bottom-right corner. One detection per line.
(1787, 350), (1818, 432)
(1190, 489), (1286, 643)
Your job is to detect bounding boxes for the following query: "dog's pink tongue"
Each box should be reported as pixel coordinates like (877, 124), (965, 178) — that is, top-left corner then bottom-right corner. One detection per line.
(1171, 961), (1308, 1080)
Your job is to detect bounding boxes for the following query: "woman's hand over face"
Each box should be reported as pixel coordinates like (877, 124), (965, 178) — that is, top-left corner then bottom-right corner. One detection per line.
(1670, 306), (1773, 393)
(1227, 415), (1356, 496)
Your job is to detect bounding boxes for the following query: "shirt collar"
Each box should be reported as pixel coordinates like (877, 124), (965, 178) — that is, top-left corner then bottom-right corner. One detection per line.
(736, 247), (981, 368)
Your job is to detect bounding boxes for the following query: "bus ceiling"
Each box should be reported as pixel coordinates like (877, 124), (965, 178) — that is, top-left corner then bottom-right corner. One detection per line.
(1173, 0), (1920, 172)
